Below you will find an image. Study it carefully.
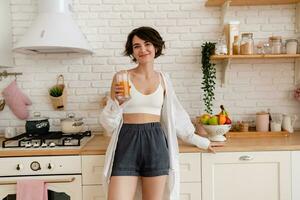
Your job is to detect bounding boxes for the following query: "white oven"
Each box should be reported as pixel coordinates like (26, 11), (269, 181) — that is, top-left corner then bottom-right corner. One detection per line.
(0, 156), (82, 200)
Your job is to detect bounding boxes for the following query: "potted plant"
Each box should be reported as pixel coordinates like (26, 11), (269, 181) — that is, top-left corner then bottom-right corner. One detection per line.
(201, 42), (216, 114)
(49, 85), (63, 97)
(49, 75), (67, 110)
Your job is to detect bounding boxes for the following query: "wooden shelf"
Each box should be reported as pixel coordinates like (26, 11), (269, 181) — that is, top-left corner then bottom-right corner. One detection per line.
(210, 54), (300, 87)
(206, 0), (300, 7)
(204, 1), (300, 86)
(205, 0), (300, 33)
(211, 54), (300, 60)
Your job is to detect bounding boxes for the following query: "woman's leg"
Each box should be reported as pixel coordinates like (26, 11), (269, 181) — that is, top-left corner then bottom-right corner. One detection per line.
(141, 175), (167, 200)
(108, 176), (139, 200)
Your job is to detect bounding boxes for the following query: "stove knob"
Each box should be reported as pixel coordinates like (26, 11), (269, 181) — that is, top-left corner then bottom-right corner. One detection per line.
(41, 143), (47, 148)
(25, 142), (32, 148)
(49, 142), (56, 147)
(30, 161), (41, 171)
(16, 164), (23, 171)
(33, 142), (40, 148)
(47, 163), (54, 170)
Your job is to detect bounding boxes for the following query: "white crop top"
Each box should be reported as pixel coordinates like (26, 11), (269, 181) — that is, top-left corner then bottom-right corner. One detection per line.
(123, 76), (164, 115)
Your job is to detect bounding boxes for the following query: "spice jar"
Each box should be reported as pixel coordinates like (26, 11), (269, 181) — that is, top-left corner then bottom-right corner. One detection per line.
(239, 121), (249, 132)
(286, 39), (298, 54)
(232, 35), (239, 55)
(269, 36), (282, 54)
(240, 33), (254, 55)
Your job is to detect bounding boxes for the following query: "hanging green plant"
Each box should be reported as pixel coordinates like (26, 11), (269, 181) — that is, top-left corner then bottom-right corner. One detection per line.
(201, 42), (216, 115)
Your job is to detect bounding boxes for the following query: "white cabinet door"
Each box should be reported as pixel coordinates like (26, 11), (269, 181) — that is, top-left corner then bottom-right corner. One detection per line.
(81, 155), (104, 185)
(202, 151), (291, 200)
(82, 185), (105, 200)
(179, 153), (201, 182)
(81, 155), (105, 200)
(179, 153), (201, 200)
(0, 0), (13, 67)
(180, 182), (201, 200)
(292, 151), (300, 200)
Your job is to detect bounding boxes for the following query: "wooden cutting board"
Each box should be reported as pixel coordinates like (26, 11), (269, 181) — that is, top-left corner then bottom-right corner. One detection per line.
(226, 131), (289, 138)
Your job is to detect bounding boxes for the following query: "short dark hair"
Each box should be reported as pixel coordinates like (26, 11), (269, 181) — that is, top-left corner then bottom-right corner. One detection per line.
(124, 26), (165, 62)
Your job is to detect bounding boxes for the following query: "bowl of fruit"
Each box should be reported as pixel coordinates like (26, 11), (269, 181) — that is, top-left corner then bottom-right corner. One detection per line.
(199, 105), (232, 142)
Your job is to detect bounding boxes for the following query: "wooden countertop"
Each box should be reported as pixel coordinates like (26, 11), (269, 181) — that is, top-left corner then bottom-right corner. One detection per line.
(1, 132), (300, 157)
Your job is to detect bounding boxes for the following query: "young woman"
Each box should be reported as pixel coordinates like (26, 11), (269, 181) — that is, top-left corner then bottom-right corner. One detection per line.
(100, 26), (220, 200)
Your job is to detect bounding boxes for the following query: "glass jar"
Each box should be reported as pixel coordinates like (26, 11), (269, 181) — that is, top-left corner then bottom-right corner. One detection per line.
(256, 42), (264, 54)
(269, 36), (282, 54)
(286, 39), (298, 54)
(240, 33), (254, 55)
(263, 43), (271, 54)
(215, 37), (228, 55)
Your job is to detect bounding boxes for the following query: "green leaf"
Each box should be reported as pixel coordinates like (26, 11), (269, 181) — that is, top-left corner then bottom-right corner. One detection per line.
(201, 42), (216, 115)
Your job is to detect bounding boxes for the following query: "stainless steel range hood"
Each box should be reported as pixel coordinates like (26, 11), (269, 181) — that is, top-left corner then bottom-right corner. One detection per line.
(13, 0), (93, 54)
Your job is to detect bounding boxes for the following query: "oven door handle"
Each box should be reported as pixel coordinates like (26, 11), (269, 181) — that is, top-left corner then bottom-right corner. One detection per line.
(0, 177), (76, 185)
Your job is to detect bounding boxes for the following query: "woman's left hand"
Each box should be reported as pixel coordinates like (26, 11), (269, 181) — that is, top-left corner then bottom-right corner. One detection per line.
(207, 142), (224, 153)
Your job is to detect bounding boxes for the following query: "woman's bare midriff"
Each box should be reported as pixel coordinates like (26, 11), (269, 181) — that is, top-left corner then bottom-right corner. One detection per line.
(123, 113), (160, 124)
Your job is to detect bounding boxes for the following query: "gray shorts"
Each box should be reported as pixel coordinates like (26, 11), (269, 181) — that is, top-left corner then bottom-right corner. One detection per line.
(111, 122), (170, 177)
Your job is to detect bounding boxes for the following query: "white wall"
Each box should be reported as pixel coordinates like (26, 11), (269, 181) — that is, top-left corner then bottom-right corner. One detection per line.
(0, 0), (299, 133)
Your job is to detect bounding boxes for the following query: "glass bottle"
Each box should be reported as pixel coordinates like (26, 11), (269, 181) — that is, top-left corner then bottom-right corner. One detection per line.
(232, 35), (239, 55)
(240, 33), (254, 55)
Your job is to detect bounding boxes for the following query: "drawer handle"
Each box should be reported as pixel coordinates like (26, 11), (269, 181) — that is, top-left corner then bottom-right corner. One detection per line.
(239, 155), (253, 161)
(0, 177), (75, 185)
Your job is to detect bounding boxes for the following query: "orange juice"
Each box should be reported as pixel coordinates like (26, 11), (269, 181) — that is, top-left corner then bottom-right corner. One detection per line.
(116, 71), (131, 101)
(119, 80), (130, 99)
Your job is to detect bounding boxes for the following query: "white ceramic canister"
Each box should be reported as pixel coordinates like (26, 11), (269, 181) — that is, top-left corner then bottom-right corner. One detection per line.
(286, 39), (298, 54)
(256, 112), (269, 132)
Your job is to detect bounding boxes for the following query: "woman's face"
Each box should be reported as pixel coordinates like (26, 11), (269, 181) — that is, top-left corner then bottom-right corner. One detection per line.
(132, 35), (156, 64)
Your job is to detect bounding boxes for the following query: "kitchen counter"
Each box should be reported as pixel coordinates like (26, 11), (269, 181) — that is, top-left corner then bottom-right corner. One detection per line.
(1, 132), (300, 157)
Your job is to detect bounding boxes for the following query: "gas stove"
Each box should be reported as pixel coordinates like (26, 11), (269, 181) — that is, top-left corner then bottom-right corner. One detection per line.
(2, 131), (92, 149)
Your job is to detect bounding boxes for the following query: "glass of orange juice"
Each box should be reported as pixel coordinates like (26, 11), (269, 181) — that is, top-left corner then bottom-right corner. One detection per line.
(116, 71), (131, 101)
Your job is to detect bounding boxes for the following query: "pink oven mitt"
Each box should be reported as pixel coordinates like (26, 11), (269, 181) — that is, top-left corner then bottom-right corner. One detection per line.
(2, 80), (32, 120)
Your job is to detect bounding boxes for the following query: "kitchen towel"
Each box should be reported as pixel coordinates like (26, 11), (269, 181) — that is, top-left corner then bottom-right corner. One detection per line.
(2, 80), (32, 120)
(16, 179), (48, 200)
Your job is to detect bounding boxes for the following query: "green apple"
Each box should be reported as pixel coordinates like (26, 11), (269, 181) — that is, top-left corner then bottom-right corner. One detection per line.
(199, 114), (211, 125)
(208, 115), (219, 125)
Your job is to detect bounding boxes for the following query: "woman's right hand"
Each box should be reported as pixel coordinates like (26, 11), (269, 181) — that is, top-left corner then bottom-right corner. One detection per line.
(207, 142), (224, 153)
(114, 83), (130, 105)
(111, 72), (131, 106)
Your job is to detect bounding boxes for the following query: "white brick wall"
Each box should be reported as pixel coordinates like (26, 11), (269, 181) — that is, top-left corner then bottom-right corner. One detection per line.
(0, 0), (299, 134)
